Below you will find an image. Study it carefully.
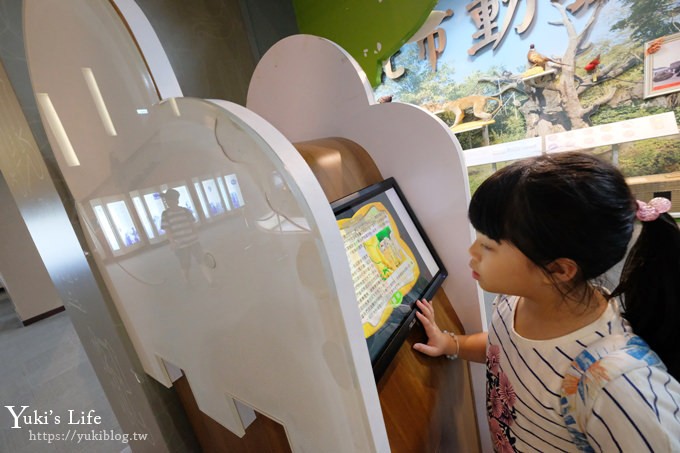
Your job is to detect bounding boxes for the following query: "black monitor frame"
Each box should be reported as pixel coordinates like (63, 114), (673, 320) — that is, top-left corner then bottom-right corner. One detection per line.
(331, 177), (447, 381)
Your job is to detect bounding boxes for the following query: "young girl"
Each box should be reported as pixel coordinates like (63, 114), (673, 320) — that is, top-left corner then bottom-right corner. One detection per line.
(414, 152), (680, 452)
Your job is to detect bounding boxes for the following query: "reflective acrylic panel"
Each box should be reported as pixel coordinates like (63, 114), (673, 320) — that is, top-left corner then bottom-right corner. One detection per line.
(24, 0), (384, 450)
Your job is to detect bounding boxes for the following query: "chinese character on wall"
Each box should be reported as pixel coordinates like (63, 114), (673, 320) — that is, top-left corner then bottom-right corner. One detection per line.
(466, 0), (536, 56)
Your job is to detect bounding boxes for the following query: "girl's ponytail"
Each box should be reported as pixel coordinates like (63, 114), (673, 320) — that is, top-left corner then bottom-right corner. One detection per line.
(612, 207), (680, 380)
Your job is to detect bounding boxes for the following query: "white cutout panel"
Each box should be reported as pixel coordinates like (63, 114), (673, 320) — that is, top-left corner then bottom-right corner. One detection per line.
(247, 34), (489, 451)
(25, 2), (387, 451)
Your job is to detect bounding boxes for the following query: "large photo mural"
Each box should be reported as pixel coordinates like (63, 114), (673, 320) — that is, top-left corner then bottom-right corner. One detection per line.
(374, 0), (680, 195)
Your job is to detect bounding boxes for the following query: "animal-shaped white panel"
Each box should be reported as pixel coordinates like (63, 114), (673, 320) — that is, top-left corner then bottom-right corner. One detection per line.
(24, 1), (388, 450)
(247, 34), (488, 451)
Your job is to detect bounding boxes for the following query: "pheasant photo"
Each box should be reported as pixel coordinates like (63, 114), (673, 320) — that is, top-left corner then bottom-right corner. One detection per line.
(527, 44), (562, 70)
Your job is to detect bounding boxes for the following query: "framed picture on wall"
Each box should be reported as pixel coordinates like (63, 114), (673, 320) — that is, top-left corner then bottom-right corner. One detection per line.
(644, 32), (680, 99)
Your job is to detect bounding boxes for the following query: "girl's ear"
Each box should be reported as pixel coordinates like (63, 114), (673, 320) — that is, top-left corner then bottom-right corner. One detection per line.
(546, 258), (579, 283)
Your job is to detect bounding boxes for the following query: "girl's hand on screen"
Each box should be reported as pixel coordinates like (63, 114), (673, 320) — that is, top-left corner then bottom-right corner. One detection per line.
(413, 299), (449, 357)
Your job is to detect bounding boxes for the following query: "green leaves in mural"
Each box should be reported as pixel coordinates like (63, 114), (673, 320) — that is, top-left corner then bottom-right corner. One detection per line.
(611, 0), (680, 43)
(293, 0), (437, 87)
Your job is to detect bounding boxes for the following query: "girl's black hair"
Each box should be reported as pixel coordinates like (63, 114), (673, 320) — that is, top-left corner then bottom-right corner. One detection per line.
(611, 213), (680, 379)
(468, 152), (680, 379)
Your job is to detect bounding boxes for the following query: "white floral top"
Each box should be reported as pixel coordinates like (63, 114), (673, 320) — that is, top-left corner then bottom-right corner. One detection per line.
(486, 295), (680, 452)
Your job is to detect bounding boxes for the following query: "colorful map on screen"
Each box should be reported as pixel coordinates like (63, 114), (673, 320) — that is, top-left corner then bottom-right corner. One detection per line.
(337, 202), (420, 337)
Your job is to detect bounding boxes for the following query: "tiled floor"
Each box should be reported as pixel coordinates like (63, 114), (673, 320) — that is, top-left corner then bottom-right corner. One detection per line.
(0, 296), (126, 452)
(0, 289), (22, 331)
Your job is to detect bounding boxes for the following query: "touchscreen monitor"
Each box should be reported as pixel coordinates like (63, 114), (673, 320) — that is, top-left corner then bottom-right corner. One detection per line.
(331, 177), (447, 380)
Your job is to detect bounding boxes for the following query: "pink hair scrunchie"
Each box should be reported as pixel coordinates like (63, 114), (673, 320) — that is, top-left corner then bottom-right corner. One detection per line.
(636, 197), (672, 222)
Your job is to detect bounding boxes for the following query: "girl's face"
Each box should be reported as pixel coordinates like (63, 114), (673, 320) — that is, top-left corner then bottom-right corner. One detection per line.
(468, 232), (546, 297)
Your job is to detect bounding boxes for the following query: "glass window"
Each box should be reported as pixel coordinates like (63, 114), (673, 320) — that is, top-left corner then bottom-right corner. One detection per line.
(216, 175), (232, 211)
(131, 194), (156, 240)
(144, 191), (167, 234)
(106, 199), (140, 247)
(224, 173), (245, 208)
(193, 179), (210, 219)
(93, 203), (120, 251)
(201, 178), (225, 216)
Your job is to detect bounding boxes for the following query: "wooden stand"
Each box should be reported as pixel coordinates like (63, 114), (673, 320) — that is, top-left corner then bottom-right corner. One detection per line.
(174, 376), (292, 452)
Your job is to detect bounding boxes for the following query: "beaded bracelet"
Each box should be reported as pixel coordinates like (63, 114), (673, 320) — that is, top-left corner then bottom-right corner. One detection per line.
(442, 330), (460, 360)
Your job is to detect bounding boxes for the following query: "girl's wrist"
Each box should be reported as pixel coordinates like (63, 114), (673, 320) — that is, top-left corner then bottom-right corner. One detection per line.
(442, 330), (460, 360)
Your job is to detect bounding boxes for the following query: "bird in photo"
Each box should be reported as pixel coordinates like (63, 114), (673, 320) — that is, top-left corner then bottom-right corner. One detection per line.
(584, 54), (601, 72)
(584, 54), (601, 82)
(527, 44), (563, 70)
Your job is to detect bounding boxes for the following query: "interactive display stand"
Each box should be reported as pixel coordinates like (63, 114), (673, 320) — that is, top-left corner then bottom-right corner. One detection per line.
(24, 0), (488, 450)
(249, 35), (488, 452)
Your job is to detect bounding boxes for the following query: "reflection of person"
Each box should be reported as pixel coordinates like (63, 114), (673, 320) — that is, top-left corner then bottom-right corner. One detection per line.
(413, 152), (680, 451)
(160, 189), (205, 283)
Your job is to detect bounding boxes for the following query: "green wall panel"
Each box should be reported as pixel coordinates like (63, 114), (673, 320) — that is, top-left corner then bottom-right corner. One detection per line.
(294, 0), (436, 87)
